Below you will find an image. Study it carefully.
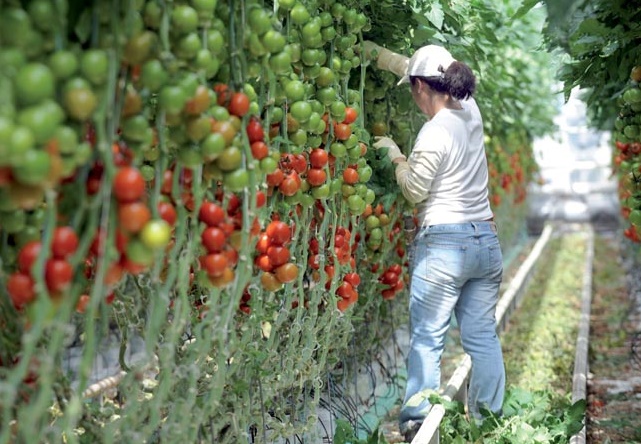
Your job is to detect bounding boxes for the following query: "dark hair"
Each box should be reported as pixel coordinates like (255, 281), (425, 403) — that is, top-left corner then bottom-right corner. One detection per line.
(410, 61), (476, 100)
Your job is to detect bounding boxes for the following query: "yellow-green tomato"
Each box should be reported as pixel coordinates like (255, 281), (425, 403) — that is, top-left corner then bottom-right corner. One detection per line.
(140, 219), (172, 249)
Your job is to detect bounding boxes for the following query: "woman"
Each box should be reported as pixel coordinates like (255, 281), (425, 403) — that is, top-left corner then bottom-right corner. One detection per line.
(373, 45), (505, 441)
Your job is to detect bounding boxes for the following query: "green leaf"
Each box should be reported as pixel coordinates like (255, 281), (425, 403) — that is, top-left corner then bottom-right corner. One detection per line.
(577, 17), (610, 36)
(425, 3), (444, 30)
(567, 399), (587, 421)
(333, 419), (357, 444)
(74, 9), (92, 44)
(511, 0), (540, 21)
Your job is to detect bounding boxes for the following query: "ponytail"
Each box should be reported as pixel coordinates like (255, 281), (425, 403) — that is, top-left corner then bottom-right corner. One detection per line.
(410, 61), (476, 100)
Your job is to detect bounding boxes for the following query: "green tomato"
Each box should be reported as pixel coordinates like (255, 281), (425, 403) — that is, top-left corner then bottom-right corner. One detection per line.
(358, 165), (373, 182)
(12, 149), (51, 185)
(269, 51), (292, 75)
(207, 29), (225, 56)
(15, 63), (55, 106)
(48, 50), (78, 80)
(259, 156), (278, 174)
(347, 194), (365, 214)
(630, 209), (641, 227)
(141, 59), (168, 92)
(80, 49), (109, 85)
(290, 4), (310, 25)
(126, 239), (155, 265)
(9, 126), (36, 162)
(223, 168), (250, 191)
(159, 85), (188, 114)
(248, 7), (272, 35)
(284, 80), (306, 102)
(64, 87), (97, 121)
(177, 144), (203, 167)
(17, 100), (65, 144)
(0, 209), (26, 234)
(311, 183), (330, 200)
(54, 125), (79, 155)
(216, 146), (242, 171)
(172, 5), (199, 34)
(290, 100), (312, 123)
(262, 30), (286, 54)
(329, 142), (347, 158)
(201, 132), (226, 161)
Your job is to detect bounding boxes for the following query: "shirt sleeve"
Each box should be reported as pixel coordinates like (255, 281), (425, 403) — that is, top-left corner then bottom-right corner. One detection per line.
(394, 128), (446, 204)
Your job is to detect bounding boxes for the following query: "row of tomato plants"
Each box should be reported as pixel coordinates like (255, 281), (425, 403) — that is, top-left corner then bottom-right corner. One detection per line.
(0, 0), (553, 442)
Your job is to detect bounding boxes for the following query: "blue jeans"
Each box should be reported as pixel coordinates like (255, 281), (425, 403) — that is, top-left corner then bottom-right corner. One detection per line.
(400, 221), (505, 425)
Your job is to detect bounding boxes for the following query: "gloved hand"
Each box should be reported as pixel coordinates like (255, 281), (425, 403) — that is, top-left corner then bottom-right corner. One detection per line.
(373, 136), (406, 162)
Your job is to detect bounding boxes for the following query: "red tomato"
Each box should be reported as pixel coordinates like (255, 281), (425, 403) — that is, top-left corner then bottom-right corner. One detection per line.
(224, 247), (239, 267)
(45, 259), (74, 292)
(265, 220), (291, 245)
(118, 201), (152, 233)
(336, 281), (355, 300)
(306, 168), (327, 186)
(343, 107), (358, 124)
(113, 166), (145, 203)
(382, 289), (396, 300)
(160, 169), (174, 195)
(309, 148), (329, 168)
(214, 83), (231, 106)
(52, 226), (79, 259)
(307, 253), (321, 270)
(18, 241), (42, 274)
(334, 123), (352, 141)
(228, 92), (250, 117)
(199, 201), (225, 226)
(267, 245), (290, 267)
(343, 272), (361, 288)
(7, 272), (36, 308)
(202, 253), (228, 277)
(76, 294), (91, 313)
(201, 226), (227, 253)
(334, 233), (345, 248)
(104, 262), (124, 286)
(388, 263), (403, 275)
(266, 168), (285, 187)
(309, 237), (320, 254)
(157, 201), (178, 226)
(278, 171), (301, 196)
(250, 141), (269, 160)
(255, 190), (266, 208)
(255, 254), (273, 272)
(342, 167), (359, 184)
(246, 117), (264, 143)
(381, 270), (399, 286)
(255, 233), (271, 253)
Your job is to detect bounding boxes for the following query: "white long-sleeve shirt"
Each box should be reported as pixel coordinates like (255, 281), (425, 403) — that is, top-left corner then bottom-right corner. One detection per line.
(394, 97), (493, 227)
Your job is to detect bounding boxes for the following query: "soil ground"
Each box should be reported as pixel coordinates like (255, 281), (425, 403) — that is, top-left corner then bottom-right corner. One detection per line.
(586, 233), (641, 443)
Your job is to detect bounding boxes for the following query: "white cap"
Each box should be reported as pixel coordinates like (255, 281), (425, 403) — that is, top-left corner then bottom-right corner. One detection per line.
(398, 45), (456, 85)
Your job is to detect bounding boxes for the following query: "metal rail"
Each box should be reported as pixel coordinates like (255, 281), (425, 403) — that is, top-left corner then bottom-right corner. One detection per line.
(570, 227), (594, 444)
(411, 223), (555, 444)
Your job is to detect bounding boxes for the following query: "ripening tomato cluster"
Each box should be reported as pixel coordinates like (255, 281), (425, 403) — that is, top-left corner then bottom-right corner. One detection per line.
(0, 0), (419, 326)
(7, 226), (78, 309)
(255, 219), (300, 292)
(613, 142), (641, 244)
(377, 263), (405, 300)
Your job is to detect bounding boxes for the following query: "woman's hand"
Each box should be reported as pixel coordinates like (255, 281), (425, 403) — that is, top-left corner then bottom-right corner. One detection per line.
(373, 136), (406, 162)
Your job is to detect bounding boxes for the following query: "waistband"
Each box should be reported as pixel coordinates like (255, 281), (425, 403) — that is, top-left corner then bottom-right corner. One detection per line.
(422, 220), (497, 233)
